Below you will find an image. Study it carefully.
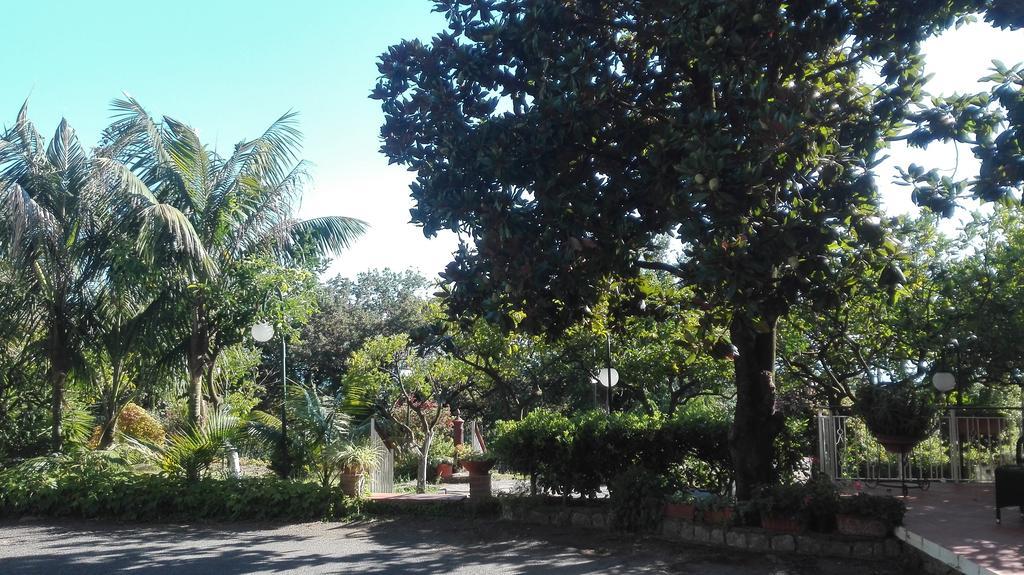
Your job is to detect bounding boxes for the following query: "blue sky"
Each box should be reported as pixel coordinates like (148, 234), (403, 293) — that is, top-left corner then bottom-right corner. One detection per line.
(2, 2), (1021, 279)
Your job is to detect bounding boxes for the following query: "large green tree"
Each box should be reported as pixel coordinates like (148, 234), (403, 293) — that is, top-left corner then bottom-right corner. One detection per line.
(374, 0), (1018, 496)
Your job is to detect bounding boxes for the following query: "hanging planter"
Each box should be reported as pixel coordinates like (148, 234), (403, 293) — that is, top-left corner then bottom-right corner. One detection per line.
(854, 383), (937, 454)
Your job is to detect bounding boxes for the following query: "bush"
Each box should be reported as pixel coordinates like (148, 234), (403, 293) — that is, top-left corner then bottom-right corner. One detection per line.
(609, 465), (669, 532)
(749, 474), (839, 531)
(837, 493), (906, 527)
(492, 408), (732, 497)
(491, 409), (574, 494)
(118, 403), (166, 445)
(0, 453), (356, 522)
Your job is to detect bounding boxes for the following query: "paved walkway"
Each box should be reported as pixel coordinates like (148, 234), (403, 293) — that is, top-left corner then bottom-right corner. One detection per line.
(897, 483), (1024, 575)
(0, 518), (911, 574)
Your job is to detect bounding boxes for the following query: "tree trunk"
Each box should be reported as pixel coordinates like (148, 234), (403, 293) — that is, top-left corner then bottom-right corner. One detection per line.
(48, 321), (70, 452)
(187, 303), (208, 428)
(98, 361), (125, 450)
(729, 312), (783, 500)
(206, 348), (223, 411)
(417, 430), (434, 494)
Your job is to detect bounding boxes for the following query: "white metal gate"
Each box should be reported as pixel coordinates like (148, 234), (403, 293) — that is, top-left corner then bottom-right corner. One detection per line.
(369, 418), (394, 494)
(817, 409), (1021, 483)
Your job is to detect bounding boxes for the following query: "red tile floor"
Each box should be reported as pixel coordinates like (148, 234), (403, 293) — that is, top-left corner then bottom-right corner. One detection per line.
(869, 482), (1022, 574)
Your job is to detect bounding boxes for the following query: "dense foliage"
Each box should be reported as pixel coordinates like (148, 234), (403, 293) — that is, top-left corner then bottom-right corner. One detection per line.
(491, 408), (732, 497)
(374, 0), (1023, 497)
(0, 452), (354, 521)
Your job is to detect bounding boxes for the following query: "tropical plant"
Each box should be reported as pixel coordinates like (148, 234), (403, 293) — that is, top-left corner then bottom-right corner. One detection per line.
(246, 383), (368, 486)
(337, 441), (381, 475)
(129, 408), (242, 481)
(98, 97), (367, 429)
(0, 106), (106, 451)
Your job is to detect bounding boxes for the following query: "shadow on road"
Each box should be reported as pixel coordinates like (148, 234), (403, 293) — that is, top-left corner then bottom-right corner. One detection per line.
(0, 517), (912, 574)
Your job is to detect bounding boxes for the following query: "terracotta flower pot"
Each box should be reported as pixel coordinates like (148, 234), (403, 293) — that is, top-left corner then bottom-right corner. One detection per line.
(663, 502), (696, 520)
(836, 514), (889, 537)
(957, 417), (1007, 439)
(874, 434), (921, 454)
(701, 507), (735, 526)
(663, 501), (696, 519)
(461, 459), (494, 476)
(761, 514), (803, 533)
(436, 462), (454, 480)
(340, 473), (364, 497)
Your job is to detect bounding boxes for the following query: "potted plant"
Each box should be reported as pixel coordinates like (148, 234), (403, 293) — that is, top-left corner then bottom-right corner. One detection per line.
(836, 493), (906, 537)
(696, 494), (736, 526)
(453, 443), (472, 471)
(337, 442), (381, 497)
(751, 484), (806, 533)
(664, 490), (697, 520)
(460, 451), (495, 476)
(434, 456), (454, 481)
(460, 451), (495, 499)
(854, 383), (937, 454)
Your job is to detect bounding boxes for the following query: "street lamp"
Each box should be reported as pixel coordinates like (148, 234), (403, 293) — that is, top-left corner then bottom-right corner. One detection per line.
(251, 319), (290, 477)
(932, 371), (956, 394)
(591, 330), (620, 413)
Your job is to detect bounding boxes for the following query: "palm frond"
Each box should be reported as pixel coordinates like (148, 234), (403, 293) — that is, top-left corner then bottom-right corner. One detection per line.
(136, 202), (218, 277)
(46, 119), (88, 191)
(282, 216), (368, 259)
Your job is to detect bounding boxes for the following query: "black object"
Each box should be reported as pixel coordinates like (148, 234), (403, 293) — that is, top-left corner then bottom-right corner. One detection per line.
(995, 435), (1024, 523)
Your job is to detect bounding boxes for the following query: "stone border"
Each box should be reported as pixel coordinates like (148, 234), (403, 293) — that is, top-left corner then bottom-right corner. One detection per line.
(894, 527), (998, 575)
(500, 503), (901, 560)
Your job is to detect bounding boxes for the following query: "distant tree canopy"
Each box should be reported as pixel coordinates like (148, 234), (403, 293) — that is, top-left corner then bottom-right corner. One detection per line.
(374, 0), (1022, 497)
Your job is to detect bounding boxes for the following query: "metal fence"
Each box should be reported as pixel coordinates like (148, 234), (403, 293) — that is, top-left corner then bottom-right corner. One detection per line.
(817, 408), (1022, 483)
(369, 418), (394, 494)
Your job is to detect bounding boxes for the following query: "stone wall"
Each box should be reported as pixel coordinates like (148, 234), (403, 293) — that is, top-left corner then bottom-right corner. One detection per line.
(499, 502), (903, 561)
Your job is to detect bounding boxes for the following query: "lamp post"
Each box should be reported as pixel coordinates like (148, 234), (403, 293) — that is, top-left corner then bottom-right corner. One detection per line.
(251, 320), (289, 477)
(933, 339), (963, 481)
(591, 332), (620, 413)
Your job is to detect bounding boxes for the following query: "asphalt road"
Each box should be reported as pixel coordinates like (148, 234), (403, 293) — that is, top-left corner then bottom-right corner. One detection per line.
(0, 518), (910, 574)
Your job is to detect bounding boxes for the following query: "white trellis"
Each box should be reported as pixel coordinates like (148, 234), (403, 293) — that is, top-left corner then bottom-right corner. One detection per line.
(369, 418), (394, 494)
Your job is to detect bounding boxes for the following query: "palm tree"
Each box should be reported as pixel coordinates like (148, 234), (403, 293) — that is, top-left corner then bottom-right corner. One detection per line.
(98, 97), (367, 427)
(247, 382), (370, 486)
(0, 105), (105, 451)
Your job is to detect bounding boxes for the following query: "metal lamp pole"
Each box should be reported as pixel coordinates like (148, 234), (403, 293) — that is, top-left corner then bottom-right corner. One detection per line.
(251, 291), (290, 478)
(280, 324), (289, 477)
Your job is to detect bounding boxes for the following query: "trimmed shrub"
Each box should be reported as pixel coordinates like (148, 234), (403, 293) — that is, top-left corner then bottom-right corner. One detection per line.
(492, 409), (732, 497)
(118, 402), (166, 445)
(0, 453), (355, 522)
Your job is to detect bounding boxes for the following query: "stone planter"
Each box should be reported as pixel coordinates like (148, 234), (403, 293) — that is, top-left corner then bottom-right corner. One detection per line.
(701, 507), (735, 526)
(761, 514), (804, 533)
(836, 514), (889, 538)
(469, 473), (492, 499)
(436, 463), (454, 481)
(664, 502), (696, 520)
(462, 459), (495, 476)
(340, 473), (364, 497)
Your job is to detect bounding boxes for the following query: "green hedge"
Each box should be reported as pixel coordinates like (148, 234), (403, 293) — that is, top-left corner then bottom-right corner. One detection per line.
(491, 409), (732, 497)
(0, 454), (356, 522)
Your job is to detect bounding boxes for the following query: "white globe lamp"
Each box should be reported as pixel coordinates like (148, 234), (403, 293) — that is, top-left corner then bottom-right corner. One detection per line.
(251, 322), (275, 343)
